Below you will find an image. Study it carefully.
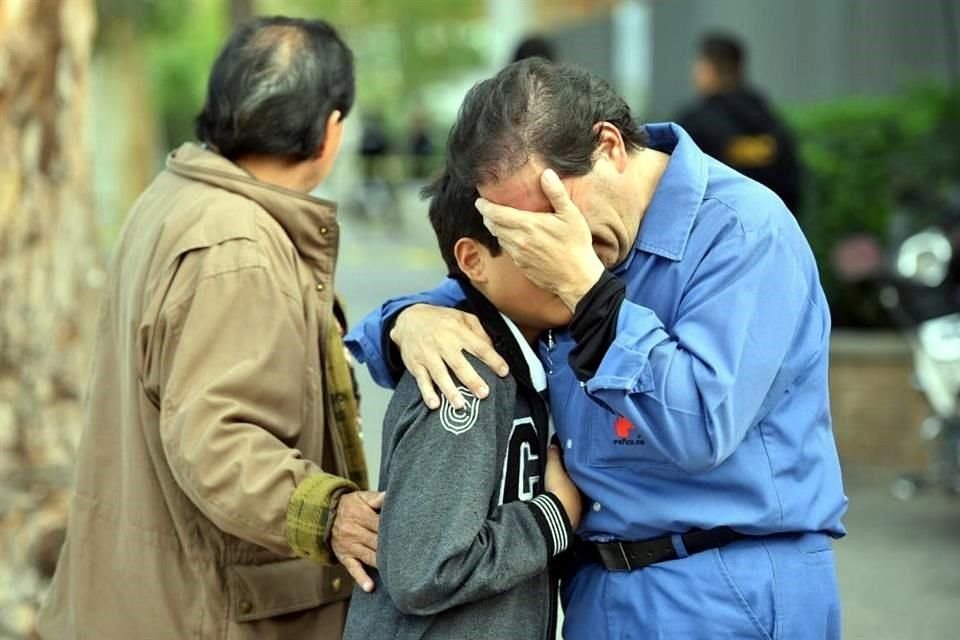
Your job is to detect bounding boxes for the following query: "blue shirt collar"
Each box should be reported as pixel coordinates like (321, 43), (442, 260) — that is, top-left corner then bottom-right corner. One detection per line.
(615, 123), (707, 273)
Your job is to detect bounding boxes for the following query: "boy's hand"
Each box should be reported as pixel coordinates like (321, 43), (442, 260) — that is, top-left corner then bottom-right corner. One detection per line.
(545, 445), (582, 530)
(391, 304), (509, 410)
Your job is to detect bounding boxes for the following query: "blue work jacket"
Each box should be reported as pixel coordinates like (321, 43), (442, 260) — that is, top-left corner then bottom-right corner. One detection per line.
(346, 123), (847, 541)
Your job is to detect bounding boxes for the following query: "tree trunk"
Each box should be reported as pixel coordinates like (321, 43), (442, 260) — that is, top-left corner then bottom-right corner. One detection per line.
(0, 0), (98, 635)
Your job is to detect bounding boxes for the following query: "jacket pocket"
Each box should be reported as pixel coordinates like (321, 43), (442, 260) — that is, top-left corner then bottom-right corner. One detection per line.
(713, 544), (777, 640)
(585, 401), (672, 469)
(227, 559), (351, 622)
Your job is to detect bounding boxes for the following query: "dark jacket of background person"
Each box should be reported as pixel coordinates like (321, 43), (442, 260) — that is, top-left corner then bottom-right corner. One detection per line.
(37, 143), (366, 640)
(344, 284), (572, 640)
(679, 87), (802, 213)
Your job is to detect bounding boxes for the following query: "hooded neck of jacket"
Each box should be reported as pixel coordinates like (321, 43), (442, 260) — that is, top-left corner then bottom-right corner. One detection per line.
(165, 142), (340, 275)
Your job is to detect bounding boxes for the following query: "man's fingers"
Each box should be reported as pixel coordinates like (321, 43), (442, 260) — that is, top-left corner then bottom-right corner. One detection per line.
(351, 525), (378, 553)
(539, 169), (574, 216)
(410, 365), (441, 410)
(355, 545), (378, 569)
(463, 335), (509, 378)
(426, 356), (465, 409)
(342, 557), (374, 593)
(482, 214), (498, 238)
(463, 313), (492, 341)
(352, 504), (380, 533)
(476, 198), (530, 229)
(360, 490), (386, 510)
(336, 492), (379, 533)
(444, 350), (490, 399)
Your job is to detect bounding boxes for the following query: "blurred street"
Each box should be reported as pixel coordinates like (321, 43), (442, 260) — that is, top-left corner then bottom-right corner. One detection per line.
(837, 468), (960, 639)
(339, 199), (960, 640)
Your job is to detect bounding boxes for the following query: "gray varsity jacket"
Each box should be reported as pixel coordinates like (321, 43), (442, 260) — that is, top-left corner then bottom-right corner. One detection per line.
(343, 285), (573, 640)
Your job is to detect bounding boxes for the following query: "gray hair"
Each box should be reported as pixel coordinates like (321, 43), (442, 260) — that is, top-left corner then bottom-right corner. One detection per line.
(195, 16), (354, 161)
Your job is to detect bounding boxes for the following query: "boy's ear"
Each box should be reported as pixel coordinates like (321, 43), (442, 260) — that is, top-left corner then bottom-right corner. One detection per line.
(454, 238), (488, 283)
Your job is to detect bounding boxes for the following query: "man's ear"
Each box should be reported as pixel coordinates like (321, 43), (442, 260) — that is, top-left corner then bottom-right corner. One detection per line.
(315, 110), (344, 160)
(454, 238), (488, 284)
(312, 109), (345, 183)
(594, 121), (629, 173)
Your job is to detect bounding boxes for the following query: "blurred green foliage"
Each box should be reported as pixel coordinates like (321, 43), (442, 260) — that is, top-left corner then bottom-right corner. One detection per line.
(96, 0), (227, 147)
(95, 0), (486, 148)
(790, 86), (960, 327)
(262, 0), (486, 109)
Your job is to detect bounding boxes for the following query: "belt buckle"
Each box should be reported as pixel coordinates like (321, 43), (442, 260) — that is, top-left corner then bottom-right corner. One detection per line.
(615, 541), (633, 571)
(595, 541), (634, 572)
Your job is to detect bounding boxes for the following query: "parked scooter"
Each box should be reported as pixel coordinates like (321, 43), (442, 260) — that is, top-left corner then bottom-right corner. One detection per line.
(833, 208), (960, 499)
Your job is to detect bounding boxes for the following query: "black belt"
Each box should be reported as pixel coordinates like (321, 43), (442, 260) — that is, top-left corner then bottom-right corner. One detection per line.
(571, 527), (748, 572)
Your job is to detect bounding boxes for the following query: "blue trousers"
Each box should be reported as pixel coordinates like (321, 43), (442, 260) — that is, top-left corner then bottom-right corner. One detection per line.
(561, 533), (841, 640)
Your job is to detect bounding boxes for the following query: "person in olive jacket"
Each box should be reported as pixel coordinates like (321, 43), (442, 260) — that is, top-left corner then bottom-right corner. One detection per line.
(38, 17), (378, 640)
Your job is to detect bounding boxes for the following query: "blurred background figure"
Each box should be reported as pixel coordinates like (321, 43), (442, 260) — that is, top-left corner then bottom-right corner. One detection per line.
(353, 110), (402, 221)
(512, 34), (556, 62)
(360, 111), (391, 178)
(406, 106), (436, 181)
(678, 32), (802, 213)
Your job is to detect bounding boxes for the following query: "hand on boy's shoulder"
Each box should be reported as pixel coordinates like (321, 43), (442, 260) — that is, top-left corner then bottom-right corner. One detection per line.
(394, 353), (513, 436)
(390, 303), (510, 410)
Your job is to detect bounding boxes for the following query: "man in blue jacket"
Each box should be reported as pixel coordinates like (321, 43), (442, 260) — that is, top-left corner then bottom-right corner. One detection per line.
(347, 58), (847, 640)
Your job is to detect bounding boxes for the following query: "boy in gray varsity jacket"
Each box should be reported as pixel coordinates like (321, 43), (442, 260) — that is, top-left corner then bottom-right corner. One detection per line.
(344, 173), (583, 640)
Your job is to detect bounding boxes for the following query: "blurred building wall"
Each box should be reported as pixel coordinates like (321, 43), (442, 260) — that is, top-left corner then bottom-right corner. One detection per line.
(829, 333), (930, 471)
(541, 0), (958, 119)
(649, 0), (959, 118)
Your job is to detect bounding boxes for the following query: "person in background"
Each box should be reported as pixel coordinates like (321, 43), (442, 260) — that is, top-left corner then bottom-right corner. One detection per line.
(407, 107), (435, 181)
(344, 173), (580, 640)
(360, 111), (391, 183)
(37, 17), (379, 640)
(512, 34), (556, 62)
(356, 111), (399, 219)
(678, 32), (803, 214)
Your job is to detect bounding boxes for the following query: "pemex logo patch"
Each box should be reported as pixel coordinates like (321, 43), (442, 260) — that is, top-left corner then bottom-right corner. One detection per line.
(440, 387), (480, 434)
(613, 416), (645, 446)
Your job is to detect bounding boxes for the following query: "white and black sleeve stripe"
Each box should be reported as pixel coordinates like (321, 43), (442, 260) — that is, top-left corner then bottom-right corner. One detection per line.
(529, 493), (573, 556)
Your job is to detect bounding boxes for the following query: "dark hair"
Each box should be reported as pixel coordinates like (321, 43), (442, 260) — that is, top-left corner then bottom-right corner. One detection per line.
(512, 35), (556, 62)
(699, 32), (745, 83)
(446, 58), (648, 187)
(422, 171), (501, 277)
(194, 16), (355, 161)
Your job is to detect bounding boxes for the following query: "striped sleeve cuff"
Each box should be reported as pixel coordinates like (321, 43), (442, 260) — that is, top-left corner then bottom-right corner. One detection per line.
(529, 493), (573, 556)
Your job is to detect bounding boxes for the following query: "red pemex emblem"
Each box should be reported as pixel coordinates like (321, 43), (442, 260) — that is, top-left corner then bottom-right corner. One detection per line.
(614, 416), (634, 439)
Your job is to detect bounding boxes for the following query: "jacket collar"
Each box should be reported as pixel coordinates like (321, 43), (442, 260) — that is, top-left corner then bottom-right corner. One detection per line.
(499, 314), (547, 393)
(456, 280), (540, 392)
(165, 142), (339, 273)
(617, 123), (707, 270)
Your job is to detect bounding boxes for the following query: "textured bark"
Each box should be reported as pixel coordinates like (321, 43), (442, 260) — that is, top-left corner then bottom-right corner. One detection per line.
(0, 0), (98, 635)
